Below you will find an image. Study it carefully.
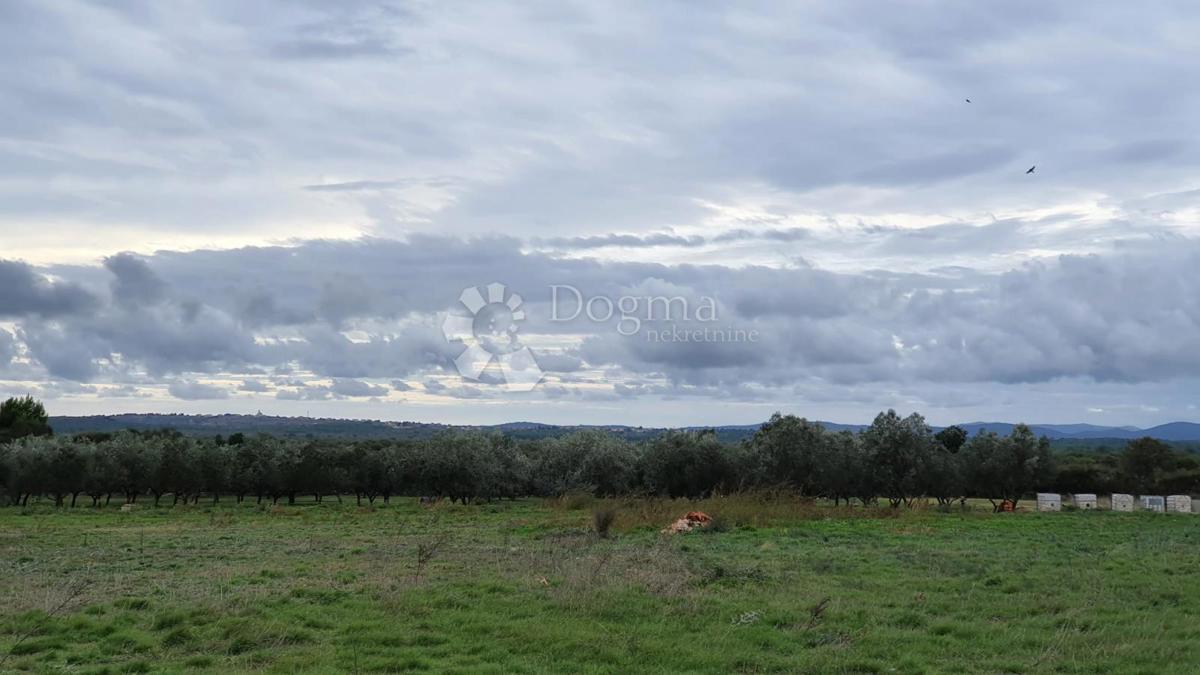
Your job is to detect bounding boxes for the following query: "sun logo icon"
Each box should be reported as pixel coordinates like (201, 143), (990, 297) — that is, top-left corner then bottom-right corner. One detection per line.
(441, 283), (544, 392)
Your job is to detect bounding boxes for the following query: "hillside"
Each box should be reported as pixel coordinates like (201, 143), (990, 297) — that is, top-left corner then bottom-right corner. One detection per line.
(45, 413), (1200, 445)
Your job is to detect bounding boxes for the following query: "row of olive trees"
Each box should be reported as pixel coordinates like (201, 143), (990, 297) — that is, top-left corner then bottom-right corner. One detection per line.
(0, 410), (1071, 510)
(743, 411), (1058, 510)
(0, 432), (530, 507)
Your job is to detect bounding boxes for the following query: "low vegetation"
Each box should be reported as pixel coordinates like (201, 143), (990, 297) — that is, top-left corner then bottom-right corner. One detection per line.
(2, 497), (1199, 673)
(3, 398), (1198, 670)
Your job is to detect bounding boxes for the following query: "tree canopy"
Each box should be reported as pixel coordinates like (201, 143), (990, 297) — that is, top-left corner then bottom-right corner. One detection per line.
(1, 405), (1196, 509)
(0, 396), (52, 443)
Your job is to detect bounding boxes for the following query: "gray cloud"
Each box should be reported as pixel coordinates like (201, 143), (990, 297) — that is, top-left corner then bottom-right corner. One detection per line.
(239, 378), (271, 393)
(19, 323), (102, 381)
(35, 381), (98, 399)
(536, 233), (707, 250)
(534, 228), (812, 251)
(534, 352), (585, 373)
(97, 385), (151, 399)
(276, 385), (330, 401)
(421, 378), (485, 399)
(330, 378), (389, 397)
(168, 380), (230, 400)
(0, 328), (14, 367)
(13, 236), (1200, 398)
(0, 260), (97, 318)
(267, 5), (414, 61)
(105, 253), (168, 308)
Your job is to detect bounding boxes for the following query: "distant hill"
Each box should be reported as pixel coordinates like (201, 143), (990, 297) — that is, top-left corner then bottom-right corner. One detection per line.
(45, 413), (1200, 445)
(47, 413), (729, 443)
(49, 413), (451, 439)
(954, 421), (1200, 442)
(1141, 422), (1200, 441)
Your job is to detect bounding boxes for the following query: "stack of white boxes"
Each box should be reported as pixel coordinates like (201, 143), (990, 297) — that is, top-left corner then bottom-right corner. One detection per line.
(1140, 495), (1165, 512)
(1165, 495), (1192, 513)
(1036, 493), (1061, 512)
(1034, 492), (1192, 513)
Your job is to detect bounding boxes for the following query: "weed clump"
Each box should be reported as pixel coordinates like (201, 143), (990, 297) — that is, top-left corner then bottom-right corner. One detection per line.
(591, 508), (617, 538)
(700, 513), (730, 534)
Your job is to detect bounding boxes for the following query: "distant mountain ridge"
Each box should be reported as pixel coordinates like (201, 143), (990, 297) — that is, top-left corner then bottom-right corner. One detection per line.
(45, 413), (1200, 443)
(953, 422), (1200, 441)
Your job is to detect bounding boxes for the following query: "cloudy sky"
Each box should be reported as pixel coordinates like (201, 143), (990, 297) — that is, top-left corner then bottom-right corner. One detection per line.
(2, 0), (1199, 427)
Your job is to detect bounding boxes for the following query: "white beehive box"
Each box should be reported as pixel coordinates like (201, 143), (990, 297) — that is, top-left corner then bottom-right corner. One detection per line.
(1110, 493), (1134, 512)
(1140, 495), (1165, 512)
(1073, 493), (1098, 509)
(1036, 493), (1061, 512)
(1165, 495), (1192, 513)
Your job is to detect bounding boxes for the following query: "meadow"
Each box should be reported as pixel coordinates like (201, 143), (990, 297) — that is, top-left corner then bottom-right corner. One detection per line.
(1, 497), (1198, 674)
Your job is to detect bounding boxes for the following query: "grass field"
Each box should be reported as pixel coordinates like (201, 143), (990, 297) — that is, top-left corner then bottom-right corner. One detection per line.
(1, 496), (1199, 674)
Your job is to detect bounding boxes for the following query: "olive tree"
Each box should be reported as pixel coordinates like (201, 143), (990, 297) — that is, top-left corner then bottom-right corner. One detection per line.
(962, 424), (1055, 511)
(860, 410), (935, 507)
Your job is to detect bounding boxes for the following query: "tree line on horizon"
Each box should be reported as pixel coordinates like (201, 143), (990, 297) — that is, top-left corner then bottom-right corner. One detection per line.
(2, 395), (1197, 509)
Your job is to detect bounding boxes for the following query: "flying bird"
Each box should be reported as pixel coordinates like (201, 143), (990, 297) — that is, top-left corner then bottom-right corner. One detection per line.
(1025, 165), (1036, 174)
(965, 98), (971, 103)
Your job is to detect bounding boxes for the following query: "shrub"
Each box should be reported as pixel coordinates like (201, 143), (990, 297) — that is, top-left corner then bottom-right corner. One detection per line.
(591, 507), (617, 538)
(700, 513), (730, 534)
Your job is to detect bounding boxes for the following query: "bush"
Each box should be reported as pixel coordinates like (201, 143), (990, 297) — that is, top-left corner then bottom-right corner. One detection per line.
(591, 507), (617, 538)
(700, 513), (731, 534)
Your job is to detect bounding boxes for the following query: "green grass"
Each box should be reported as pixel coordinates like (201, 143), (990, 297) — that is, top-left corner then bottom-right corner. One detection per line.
(1, 497), (1199, 673)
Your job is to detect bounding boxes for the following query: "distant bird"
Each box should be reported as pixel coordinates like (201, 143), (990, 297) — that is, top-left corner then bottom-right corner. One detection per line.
(965, 98), (971, 103)
(1026, 165), (1036, 174)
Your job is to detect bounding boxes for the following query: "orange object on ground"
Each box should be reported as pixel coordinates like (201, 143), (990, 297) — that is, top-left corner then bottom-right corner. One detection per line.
(1000, 499), (1015, 512)
(662, 511), (714, 534)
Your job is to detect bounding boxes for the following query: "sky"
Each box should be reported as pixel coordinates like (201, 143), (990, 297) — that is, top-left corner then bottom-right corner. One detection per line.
(1, 0), (1199, 427)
